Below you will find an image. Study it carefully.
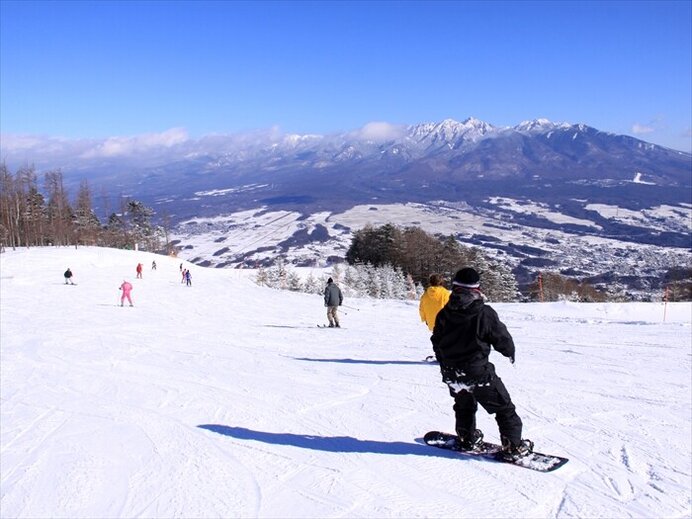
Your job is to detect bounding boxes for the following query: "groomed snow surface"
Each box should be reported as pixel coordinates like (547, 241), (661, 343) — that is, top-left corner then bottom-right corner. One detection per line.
(1, 247), (690, 519)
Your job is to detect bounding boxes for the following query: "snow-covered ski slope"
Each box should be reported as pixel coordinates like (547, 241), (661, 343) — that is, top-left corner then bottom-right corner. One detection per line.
(1, 247), (690, 518)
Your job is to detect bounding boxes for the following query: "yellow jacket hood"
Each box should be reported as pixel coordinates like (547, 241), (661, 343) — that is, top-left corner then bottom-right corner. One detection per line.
(419, 286), (451, 331)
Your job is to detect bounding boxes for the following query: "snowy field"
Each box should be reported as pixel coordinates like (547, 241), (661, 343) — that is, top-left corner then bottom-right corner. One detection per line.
(1, 246), (691, 518)
(170, 202), (692, 281)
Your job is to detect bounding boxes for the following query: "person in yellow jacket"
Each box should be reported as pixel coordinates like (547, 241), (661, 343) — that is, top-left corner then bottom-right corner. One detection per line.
(419, 274), (451, 332)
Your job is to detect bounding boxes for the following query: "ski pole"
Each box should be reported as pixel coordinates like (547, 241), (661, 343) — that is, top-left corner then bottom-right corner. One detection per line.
(342, 305), (360, 311)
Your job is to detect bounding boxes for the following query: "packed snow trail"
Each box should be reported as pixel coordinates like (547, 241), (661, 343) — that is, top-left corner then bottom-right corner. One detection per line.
(1, 247), (690, 518)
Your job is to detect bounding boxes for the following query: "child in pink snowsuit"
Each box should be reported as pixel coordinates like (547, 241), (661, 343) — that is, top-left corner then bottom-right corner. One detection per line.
(119, 281), (133, 306)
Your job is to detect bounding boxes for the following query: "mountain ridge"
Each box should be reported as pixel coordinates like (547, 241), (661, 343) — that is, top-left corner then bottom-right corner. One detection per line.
(3, 117), (688, 294)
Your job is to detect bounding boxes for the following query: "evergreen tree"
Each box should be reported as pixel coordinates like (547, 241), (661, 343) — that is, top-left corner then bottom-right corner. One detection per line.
(24, 185), (46, 246)
(363, 263), (382, 298)
(286, 271), (302, 291)
(302, 271), (322, 294)
(343, 265), (359, 293)
(104, 213), (129, 248)
(255, 267), (269, 286)
(331, 263), (344, 284)
(74, 180), (101, 245)
(124, 199), (162, 251)
(345, 224), (404, 267)
(346, 223), (520, 301)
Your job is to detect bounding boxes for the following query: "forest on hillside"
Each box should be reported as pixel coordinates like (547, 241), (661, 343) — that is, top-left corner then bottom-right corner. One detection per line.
(0, 163), (167, 252)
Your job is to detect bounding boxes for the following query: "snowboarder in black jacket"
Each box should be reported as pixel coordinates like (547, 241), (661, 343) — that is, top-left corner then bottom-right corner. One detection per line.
(431, 267), (533, 461)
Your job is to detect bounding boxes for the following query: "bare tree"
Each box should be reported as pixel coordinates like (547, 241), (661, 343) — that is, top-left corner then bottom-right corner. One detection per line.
(528, 272), (607, 302)
(0, 162), (20, 248)
(160, 210), (174, 255)
(44, 169), (73, 246)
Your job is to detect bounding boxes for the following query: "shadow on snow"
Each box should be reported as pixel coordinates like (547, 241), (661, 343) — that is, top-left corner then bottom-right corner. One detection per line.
(292, 357), (432, 365)
(198, 424), (450, 458)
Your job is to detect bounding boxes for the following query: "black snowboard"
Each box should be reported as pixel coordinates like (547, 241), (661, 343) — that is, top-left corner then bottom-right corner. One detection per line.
(423, 431), (569, 472)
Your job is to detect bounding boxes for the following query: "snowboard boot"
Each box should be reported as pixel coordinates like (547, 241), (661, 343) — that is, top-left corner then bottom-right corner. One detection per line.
(456, 428), (484, 451)
(500, 437), (534, 461)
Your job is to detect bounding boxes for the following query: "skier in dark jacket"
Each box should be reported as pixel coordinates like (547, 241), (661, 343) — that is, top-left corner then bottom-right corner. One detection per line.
(323, 277), (343, 327)
(431, 267), (533, 461)
(63, 268), (74, 285)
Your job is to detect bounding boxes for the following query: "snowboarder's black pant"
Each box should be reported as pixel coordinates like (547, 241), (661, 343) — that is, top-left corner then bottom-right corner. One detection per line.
(453, 375), (522, 446)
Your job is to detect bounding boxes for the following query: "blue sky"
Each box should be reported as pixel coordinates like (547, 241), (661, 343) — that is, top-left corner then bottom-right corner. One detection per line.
(1, 0), (691, 151)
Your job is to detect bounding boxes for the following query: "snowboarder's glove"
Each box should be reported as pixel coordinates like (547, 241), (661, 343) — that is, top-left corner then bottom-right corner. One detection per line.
(509, 355), (515, 364)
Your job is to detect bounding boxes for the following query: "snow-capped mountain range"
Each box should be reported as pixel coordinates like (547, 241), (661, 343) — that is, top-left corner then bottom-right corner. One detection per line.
(157, 119), (690, 297)
(71, 117), (687, 229)
(5, 117), (690, 294)
(21, 117), (689, 201)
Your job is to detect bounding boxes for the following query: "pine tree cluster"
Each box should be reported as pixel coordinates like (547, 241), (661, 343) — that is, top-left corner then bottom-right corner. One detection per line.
(255, 261), (422, 300)
(256, 225), (520, 302)
(345, 224), (518, 301)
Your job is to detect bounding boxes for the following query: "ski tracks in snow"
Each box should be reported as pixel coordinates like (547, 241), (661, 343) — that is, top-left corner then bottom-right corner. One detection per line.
(118, 411), (262, 518)
(2, 249), (691, 518)
(0, 395), (263, 517)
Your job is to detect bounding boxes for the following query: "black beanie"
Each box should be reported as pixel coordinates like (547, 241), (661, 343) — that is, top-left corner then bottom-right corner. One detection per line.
(327, 277), (333, 283)
(452, 267), (480, 288)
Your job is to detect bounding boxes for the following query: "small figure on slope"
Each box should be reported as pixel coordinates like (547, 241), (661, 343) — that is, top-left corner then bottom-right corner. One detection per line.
(64, 268), (75, 285)
(136, 263), (143, 279)
(419, 273), (450, 332)
(431, 267), (533, 461)
(151, 260), (157, 270)
(185, 269), (192, 286)
(323, 277), (343, 328)
(119, 280), (134, 307)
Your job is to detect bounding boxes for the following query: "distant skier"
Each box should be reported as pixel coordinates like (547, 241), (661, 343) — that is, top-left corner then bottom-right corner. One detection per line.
(63, 268), (75, 285)
(323, 277), (343, 327)
(136, 263), (143, 279)
(419, 273), (450, 332)
(185, 269), (192, 286)
(431, 267), (533, 461)
(119, 280), (134, 307)
(151, 260), (157, 270)
(181, 268), (187, 284)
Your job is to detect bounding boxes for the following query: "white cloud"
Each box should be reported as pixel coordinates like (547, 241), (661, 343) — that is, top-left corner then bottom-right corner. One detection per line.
(354, 121), (404, 141)
(0, 134), (46, 150)
(0, 134), (95, 168)
(82, 128), (190, 158)
(632, 123), (655, 135)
